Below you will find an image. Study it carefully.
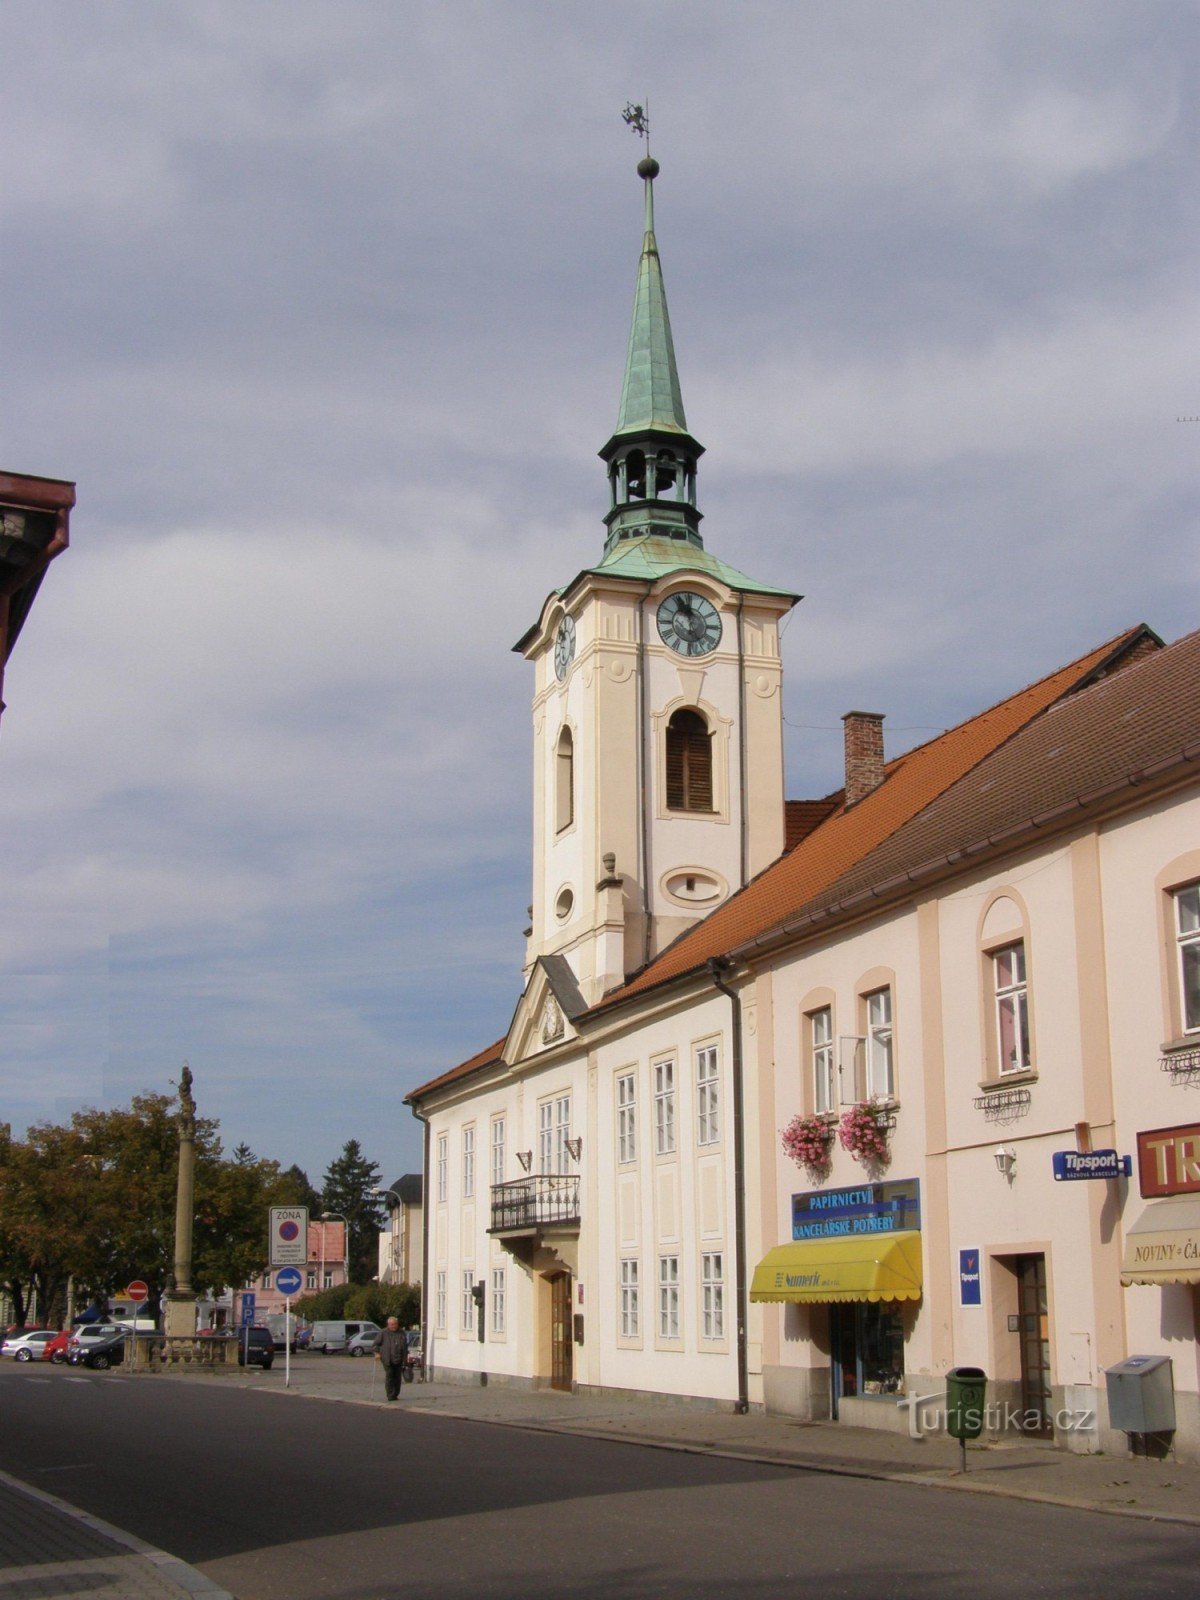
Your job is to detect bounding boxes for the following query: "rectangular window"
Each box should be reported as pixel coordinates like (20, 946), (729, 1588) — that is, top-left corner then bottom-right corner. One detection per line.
(865, 988), (894, 1099)
(654, 1060), (676, 1155)
(491, 1267), (506, 1335)
(538, 1095), (571, 1173)
(658, 1255), (680, 1339)
(462, 1126), (475, 1198)
(620, 1259), (640, 1339)
(993, 945), (1031, 1074)
(811, 1007), (835, 1115)
(437, 1134), (448, 1204)
(696, 1045), (719, 1144)
(491, 1118), (506, 1186)
(617, 1072), (637, 1163)
(323, 1270), (333, 1289)
(260, 1272), (271, 1291)
(435, 1271), (447, 1331)
(462, 1270), (475, 1333)
(1176, 884), (1200, 1033)
(701, 1252), (724, 1340)
(306, 1269), (316, 1290)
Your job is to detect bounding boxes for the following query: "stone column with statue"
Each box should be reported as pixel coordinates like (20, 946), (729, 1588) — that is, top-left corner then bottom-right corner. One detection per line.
(164, 1062), (198, 1339)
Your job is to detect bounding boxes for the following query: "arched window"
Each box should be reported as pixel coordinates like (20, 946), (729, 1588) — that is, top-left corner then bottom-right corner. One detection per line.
(655, 450), (678, 497)
(555, 726), (574, 833)
(665, 709), (713, 812)
(625, 449), (647, 501)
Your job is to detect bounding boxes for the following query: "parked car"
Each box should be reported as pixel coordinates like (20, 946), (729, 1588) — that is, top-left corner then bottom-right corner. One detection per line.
(69, 1323), (124, 1353)
(346, 1328), (382, 1357)
(68, 1329), (127, 1370)
(310, 1319), (380, 1353)
(236, 1327), (274, 1369)
(42, 1331), (71, 1364)
(295, 1325), (312, 1350)
(4, 1329), (57, 1362)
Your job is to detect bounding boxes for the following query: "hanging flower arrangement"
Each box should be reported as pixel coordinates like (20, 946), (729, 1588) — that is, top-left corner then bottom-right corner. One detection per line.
(781, 1113), (835, 1174)
(839, 1101), (891, 1164)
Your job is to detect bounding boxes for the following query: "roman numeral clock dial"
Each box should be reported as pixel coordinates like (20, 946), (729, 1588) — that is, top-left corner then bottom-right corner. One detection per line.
(656, 591), (722, 657)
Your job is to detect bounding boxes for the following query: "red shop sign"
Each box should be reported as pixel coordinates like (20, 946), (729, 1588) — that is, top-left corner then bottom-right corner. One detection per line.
(1137, 1123), (1200, 1198)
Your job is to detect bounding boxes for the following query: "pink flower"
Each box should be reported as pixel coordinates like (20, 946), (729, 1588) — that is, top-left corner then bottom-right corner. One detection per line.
(838, 1103), (891, 1162)
(782, 1114), (834, 1173)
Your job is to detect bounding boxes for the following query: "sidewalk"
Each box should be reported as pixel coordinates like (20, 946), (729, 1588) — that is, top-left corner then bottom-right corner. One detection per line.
(208, 1355), (1200, 1526)
(0, 1467), (233, 1600)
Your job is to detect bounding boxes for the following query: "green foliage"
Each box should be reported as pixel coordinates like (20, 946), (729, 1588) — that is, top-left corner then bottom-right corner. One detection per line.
(283, 1164), (322, 1215)
(344, 1282), (421, 1328)
(291, 1281), (354, 1322)
(321, 1140), (385, 1282)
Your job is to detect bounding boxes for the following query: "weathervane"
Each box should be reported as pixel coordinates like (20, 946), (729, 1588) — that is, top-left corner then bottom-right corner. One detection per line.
(622, 100), (650, 157)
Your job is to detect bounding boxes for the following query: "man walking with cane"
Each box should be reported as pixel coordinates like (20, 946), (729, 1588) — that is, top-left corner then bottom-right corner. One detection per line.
(375, 1316), (408, 1403)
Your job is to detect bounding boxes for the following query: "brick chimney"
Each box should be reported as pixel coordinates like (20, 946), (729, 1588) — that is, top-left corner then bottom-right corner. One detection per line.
(842, 711), (885, 807)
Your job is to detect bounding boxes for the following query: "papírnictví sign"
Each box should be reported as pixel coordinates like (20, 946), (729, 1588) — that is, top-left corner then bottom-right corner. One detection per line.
(792, 1178), (920, 1240)
(1052, 1150), (1131, 1181)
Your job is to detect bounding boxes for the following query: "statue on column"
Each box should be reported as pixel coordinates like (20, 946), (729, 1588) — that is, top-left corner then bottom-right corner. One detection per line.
(164, 1061), (199, 1340)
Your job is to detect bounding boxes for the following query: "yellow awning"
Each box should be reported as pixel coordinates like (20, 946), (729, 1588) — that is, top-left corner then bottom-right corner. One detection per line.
(750, 1231), (923, 1304)
(1120, 1195), (1200, 1286)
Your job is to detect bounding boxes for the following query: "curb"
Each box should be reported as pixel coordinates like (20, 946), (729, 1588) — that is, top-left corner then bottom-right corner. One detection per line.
(250, 1387), (1200, 1531)
(0, 1466), (237, 1598)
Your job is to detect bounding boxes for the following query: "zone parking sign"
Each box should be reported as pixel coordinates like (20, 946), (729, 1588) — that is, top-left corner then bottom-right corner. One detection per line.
(269, 1206), (309, 1267)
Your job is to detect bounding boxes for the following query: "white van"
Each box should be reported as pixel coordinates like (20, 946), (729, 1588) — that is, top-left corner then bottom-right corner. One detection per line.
(310, 1319), (380, 1353)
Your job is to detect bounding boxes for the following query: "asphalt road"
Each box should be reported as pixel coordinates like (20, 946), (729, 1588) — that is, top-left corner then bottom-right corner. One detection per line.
(1, 1364), (1197, 1600)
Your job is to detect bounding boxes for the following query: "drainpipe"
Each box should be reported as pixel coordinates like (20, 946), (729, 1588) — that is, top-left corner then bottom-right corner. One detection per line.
(410, 1101), (431, 1377)
(708, 956), (750, 1413)
(735, 592), (748, 889)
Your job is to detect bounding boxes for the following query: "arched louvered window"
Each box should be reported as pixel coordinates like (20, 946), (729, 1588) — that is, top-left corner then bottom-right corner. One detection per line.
(555, 726), (574, 833)
(665, 709), (713, 812)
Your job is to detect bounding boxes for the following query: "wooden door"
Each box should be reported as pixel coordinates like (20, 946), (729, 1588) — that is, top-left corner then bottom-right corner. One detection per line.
(1016, 1254), (1052, 1436)
(550, 1272), (573, 1391)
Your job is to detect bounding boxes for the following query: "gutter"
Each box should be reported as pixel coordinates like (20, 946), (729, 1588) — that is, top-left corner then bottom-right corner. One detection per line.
(707, 956), (750, 1414)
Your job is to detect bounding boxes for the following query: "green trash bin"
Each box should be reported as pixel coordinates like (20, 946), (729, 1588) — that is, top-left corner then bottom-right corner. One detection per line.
(945, 1366), (987, 1441)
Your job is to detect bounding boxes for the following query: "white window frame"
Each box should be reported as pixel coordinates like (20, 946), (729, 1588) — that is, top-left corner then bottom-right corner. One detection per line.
(654, 1059), (676, 1155)
(620, 1259), (640, 1339)
(993, 943), (1031, 1075)
(696, 1045), (719, 1145)
(658, 1255), (680, 1340)
(1175, 884), (1200, 1034)
(435, 1270), (447, 1331)
(865, 987), (894, 1100)
(260, 1272), (271, 1291)
(436, 1133), (448, 1204)
(322, 1270), (333, 1289)
(538, 1094), (572, 1173)
(306, 1269), (316, 1290)
(491, 1267), (506, 1335)
(491, 1117), (506, 1187)
(617, 1072), (637, 1164)
(701, 1252), (724, 1341)
(811, 1007), (835, 1115)
(462, 1125), (475, 1198)
(461, 1270), (475, 1333)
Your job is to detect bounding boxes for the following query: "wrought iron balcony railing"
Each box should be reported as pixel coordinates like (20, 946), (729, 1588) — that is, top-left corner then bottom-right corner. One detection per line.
(490, 1174), (580, 1233)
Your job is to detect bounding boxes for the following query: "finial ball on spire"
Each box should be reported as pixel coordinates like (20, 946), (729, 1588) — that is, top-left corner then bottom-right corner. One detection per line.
(637, 156), (660, 180)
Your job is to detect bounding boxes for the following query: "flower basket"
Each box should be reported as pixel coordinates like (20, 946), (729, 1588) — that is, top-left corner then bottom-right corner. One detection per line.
(838, 1101), (891, 1164)
(782, 1113), (835, 1175)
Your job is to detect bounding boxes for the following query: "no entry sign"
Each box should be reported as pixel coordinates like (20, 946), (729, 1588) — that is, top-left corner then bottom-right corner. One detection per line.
(269, 1206), (308, 1266)
(126, 1280), (149, 1303)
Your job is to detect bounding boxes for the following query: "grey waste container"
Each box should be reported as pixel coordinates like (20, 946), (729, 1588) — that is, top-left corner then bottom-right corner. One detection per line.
(945, 1366), (987, 1440)
(1105, 1355), (1175, 1434)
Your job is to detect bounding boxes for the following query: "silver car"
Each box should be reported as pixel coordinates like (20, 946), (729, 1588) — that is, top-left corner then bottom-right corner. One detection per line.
(3, 1330), (58, 1362)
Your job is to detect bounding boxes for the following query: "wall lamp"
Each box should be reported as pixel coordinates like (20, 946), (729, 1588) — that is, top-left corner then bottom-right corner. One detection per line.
(564, 1137), (583, 1162)
(516, 1151), (533, 1172)
(993, 1146), (1017, 1178)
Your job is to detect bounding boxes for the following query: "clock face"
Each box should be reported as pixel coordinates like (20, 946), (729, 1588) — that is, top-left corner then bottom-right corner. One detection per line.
(554, 615), (576, 680)
(656, 592), (722, 657)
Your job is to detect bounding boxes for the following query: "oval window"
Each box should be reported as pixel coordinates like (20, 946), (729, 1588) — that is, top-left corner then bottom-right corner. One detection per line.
(663, 870), (724, 905)
(555, 887), (575, 921)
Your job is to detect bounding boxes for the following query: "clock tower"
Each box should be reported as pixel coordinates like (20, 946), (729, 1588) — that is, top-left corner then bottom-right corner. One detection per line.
(517, 156), (798, 1006)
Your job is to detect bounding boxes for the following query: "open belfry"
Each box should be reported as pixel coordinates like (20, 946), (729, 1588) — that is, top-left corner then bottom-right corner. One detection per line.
(407, 131), (1200, 1458)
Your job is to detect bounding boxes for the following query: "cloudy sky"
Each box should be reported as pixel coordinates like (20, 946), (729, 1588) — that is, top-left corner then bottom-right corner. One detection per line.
(2, 1), (1196, 1185)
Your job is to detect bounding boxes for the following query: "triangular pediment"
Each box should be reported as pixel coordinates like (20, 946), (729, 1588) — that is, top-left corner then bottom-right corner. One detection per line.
(504, 954), (587, 1067)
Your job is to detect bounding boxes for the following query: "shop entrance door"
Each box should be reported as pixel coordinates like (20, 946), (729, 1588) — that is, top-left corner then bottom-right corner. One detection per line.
(549, 1272), (573, 1392)
(828, 1302), (906, 1419)
(1015, 1254), (1052, 1436)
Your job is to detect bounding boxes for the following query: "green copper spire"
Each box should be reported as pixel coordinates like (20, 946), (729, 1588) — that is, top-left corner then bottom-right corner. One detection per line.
(600, 156), (705, 555)
(615, 158), (688, 437)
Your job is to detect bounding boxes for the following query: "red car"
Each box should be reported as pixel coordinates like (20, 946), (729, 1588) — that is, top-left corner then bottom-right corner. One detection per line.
(42, 1331), (70, 1364)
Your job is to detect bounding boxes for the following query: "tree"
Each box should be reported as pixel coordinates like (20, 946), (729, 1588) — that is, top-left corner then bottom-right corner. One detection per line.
(322, 1141), (385, 1282)
(282, 1164), (322, 1216)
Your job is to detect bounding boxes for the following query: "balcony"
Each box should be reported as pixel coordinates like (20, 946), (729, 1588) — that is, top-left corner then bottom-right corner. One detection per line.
(489, 1175), (580, 1236)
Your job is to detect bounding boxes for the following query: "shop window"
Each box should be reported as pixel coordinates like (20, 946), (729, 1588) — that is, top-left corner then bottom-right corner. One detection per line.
(665, 710), (713, 811)
(830, 1302), (906, 1405)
